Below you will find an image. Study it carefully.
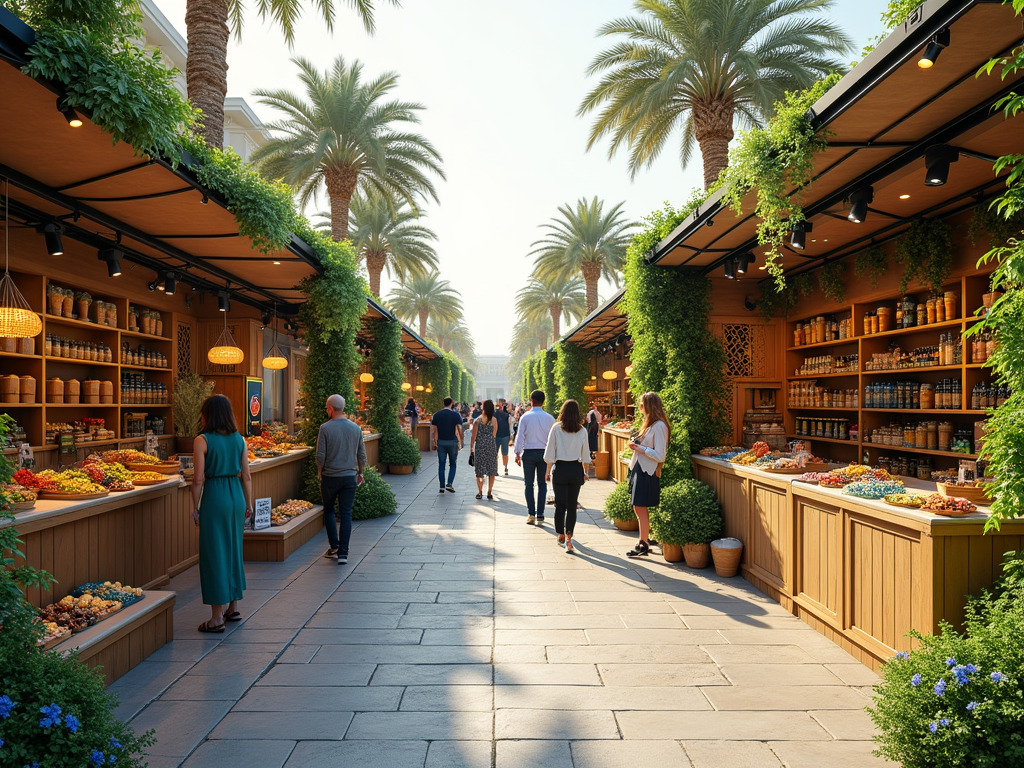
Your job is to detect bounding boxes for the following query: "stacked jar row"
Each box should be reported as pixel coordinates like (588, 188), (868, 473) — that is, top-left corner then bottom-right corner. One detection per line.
(121, 372), (168, 404)
(864, 380), (962, 410)
(795, 354), (858, 376)
(45, 335), (113, 363)
(121, 343), (168, 368)
(792, 315), (853, 347)
(876, 454), (934, 480)
(864, 336), (962, 370)
(868, 421), (974, 453)
(788, 381), (858, 408)
(793, 417), (852, 441)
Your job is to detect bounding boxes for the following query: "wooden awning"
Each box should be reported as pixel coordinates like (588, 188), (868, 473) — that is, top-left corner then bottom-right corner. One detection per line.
(560, 289), (627, 349)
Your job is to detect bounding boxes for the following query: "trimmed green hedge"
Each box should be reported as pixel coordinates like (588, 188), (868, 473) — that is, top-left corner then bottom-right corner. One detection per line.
(351, 467), (398, 520)
(602, 481), (635, 522)
(649, 480), (722, 545)
(369, 318), (420, 470)
(555, 341), (590, 414)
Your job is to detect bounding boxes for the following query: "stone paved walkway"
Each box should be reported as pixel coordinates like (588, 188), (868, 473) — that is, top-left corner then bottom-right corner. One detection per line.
(111, 454), (887, 767)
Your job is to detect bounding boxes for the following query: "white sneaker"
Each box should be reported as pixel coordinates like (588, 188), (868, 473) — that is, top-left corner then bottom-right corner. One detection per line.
(337, 556), (348, 565)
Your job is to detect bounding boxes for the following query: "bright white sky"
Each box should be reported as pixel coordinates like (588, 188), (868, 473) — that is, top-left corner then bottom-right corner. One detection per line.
(156, 0), (889, 355)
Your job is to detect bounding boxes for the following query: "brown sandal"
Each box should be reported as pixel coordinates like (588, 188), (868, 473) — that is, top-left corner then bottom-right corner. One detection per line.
(225, 611), (242, 622)
(198, 620), (225, 633)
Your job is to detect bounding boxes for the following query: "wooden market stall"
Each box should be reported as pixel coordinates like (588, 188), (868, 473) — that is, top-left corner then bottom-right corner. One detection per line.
(645, 0), (1024, 667)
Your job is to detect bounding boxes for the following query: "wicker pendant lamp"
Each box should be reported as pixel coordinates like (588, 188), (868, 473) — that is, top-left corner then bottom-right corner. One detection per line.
(0, 180), (42, 338)
(262, 302), (288, 370)
(208, 306), (244, 365)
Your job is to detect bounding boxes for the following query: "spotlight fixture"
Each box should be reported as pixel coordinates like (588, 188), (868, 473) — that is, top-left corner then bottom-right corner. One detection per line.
(723, 258), (736, 280)
(736, 252), (756, 274)
(790, 221), (812, 250)
(847, 186), (874, 224)
(147, 280), (158, 292)
(163, 272), (175, 296)
(743, 296), (758, 312)
(200, 194), (209, 205)
(39, 222), (64, 256)
(924, 144), (959, 186)
(217, 290), (230, 312)
(98, 247), (122, 277)
(56, 98), (82, 128)
(918, 29), (949, 69)
(260, 311), (271, 327)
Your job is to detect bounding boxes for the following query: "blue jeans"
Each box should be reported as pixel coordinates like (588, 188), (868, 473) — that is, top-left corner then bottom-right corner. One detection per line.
(321, 475), (358, 557)
(436, 440), (459, 487)
(495, 435), (510, 456)
(521, 448), (546, 517)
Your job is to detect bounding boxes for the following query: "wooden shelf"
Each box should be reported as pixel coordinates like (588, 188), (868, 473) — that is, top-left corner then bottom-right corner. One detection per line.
(45, 356), (118, 368)
(786, 434), (857, 446)
(44, 315), (120, 332)
(44, 402), (119, 408)
(0, 402), (41, 407)
(861, 408), (969, 415)
(864, 444), (978, 460)
(120, 364), (171, 372)
(860, 318), (965, 340)
(788, 406), (858, 411)
(787, 337), (858, 352)
(862, 365), (963, 374)
(0, 349), (42, 359)
(119, 403), (170, 408)
(787, 371), (859, 380)
(120, 329), (171, 342)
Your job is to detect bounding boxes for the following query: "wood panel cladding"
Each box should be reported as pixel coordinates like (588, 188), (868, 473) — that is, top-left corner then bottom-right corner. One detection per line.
(797, 500), (841, 620)
(77, 600), (174, 685)
(749, 482), (789, 590)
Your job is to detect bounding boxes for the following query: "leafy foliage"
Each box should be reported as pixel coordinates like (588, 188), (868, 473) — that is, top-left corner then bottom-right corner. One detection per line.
(870, 553), (1024, 767)
(602, 481), (636, 522)
(554, 342), (590, 416)
(351, 467), (398, 520)
(818, 261), (847, 303)
(446, 353), (463, 404)
(420, 356), (449, 413)
(893, 218), (955, 293)
(297, 233), (367, 500)
(649, 479), (723, 545)
(969, 203), (1024, 250)
(854, 246), (889, 288)
(387, 272), (463, 338)
(623, 211), (731, 483)
(515, 275), (587, 339)
(172, 373), (215, 439)
(12, 0), (198, 164)
(541, 350), (557, 411)
(720, 74), (843, 285)
(368, 318), (420, 470)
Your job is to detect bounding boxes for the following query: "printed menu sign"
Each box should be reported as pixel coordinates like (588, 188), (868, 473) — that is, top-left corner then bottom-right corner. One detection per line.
(253, 497), (272, 531)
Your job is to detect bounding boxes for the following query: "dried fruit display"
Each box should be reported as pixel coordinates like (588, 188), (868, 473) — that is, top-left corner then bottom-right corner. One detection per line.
(921, 494), (978, 515)
(100, 449), (159, 466)
(884, 493), (926, 507)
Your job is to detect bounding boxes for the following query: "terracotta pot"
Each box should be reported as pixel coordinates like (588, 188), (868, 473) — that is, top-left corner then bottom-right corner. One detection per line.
(593, 451), (611, 480)
(176, 436), (195, 455)
(682, 543), (711, 569)
(662, 542), (683, 562)
(77, 300), (90, 320)
(62, 296), (73, 318)
(389, 464), (414, 475)
(48, 293), (63, 315)
(613, 518), (639, 531)
(711, 538), (743, 577)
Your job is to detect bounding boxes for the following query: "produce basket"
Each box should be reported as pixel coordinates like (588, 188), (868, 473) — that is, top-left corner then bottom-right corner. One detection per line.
(127, 462), (179, 474)
(936, 482), (991, 504)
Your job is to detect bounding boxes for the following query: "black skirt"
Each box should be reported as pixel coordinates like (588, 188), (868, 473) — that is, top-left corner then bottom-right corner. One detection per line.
(629, 466), (661, 507)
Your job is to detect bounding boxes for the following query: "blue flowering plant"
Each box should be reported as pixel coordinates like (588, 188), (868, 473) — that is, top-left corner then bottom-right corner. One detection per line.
(870, 552), (1024, 766)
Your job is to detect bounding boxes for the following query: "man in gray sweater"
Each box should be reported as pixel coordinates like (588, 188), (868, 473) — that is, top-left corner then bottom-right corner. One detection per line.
(316, 394), (366, 564)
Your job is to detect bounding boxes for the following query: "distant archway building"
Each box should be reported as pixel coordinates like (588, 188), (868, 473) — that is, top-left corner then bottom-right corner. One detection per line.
(474, 356), (513, 403)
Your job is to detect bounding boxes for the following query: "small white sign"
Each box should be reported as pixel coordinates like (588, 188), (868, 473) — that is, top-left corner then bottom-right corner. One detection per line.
(18, 443), (34, 470)
(144, 432), (159, 457)
(253, 497), (272, 531)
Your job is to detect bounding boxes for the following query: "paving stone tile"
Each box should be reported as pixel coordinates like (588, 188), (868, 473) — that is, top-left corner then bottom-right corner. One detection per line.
(496, 740), (572, 768)
(256, 664), (377, 687)
(574, 602), (674, 614)
(621, 614), (687, 628)
(161, 674), (254, 701)
(283, 739), (428, 768)
(493, 644), (548, 663)
(310, 644), (491, 664)
(495, 709), (619, 739)
(234, 686), (402, 712)
(222, 629), (297, 645)
(682, 614), (815, 630)
(496, 685), (711, 711)
(145, 639), (222, 663)
(825, 664), (882, 686)
(398, 615), (495, 630)
(399, 685), (494, 711)
(425, 740), (493, 768)
(421, 628), (494, 645)
(405, 602), (494, 615)
(188, 650), (279, 677)
(547, 644), (713, 664)
(292, 628), (424, 645)
(598, 663), (729, 687)
(108, 661), (191, 721)
(719, 664), (845, 686)
(768, 739), (891, 766)
(494, 601), (580, 616)
(276, 645), (320, 664)
(494, 629), (589, 645)
(210, 711), (354, 741)
(571, 740), (692, 768)
(495, 615), (624, 630)
(702, 685), (870, 710)
(316, 601), (410, 614)
(345, 711), (493, 740)
(584, 628), (727, 645)
(180, 739), (295, 768)
(810, 709), (878, 740)
(304, 613), (403, 628)
(702, 645), (818, 665)
(130, 700), (234, 757)
(684, 740), (782, 767)
(493, 664), (602, 686)
(370, 664), (493, 686)
(616, 710), (830, 741)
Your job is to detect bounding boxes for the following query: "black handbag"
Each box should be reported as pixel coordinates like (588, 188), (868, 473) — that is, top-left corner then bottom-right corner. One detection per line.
(468, 452), (475, 467)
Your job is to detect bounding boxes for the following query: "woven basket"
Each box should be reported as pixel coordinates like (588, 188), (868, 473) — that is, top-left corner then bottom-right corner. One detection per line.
(937, 482), (991, 503)
(711, 538), (743, 577)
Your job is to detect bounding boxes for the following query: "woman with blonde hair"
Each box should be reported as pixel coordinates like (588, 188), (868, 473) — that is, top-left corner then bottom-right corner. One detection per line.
(544, 399), (590, 553)
(625, 392), (669, 558)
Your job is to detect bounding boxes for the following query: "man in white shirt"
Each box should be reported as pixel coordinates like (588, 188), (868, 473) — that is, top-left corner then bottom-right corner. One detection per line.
(513, 389), (556, 524)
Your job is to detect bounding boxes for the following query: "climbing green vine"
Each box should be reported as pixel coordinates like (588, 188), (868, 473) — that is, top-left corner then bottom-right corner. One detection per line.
(420, 356), (449, 412)
(541, 349), (557, 410)
(368, 318), (421, 470)
(554, 342), (590, 415)
(446, 353), (463, 404)
(893, 217), (955, 293)
(818, 262), (847, 303)
(854, 245), (889, 288)
(720, 74), (842, 287)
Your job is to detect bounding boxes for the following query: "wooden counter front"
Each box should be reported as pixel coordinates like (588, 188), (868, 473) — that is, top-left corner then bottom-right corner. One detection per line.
(600, 426), (632, 483)
(692, 455), (1024, 670)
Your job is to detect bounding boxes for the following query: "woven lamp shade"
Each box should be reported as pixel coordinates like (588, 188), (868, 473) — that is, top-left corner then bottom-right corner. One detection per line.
(208, 324), (244, 365)
(359, 372), (374, 383)
(601, 370), (618, 380)
(415, 384), (425, 392)
(262, 342), (288, 370)
(0, 273), (41, 338)
(401, 382), (411, 391)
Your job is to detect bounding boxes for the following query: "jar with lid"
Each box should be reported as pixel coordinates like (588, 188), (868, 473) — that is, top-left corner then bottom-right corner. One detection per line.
(920, 382), (935, 409)
(926, 422), (939, 450)
(902, 296), (916, 327)
(917, 303), (927, 326)
(915, 424), (928, 448)
(917, 459), (933, 479)
(938, 422), (954, 451)
(926, 297), (937, 325)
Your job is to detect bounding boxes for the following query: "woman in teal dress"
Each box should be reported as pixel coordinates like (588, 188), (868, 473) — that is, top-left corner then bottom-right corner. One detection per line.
(191, 394), (253, 632)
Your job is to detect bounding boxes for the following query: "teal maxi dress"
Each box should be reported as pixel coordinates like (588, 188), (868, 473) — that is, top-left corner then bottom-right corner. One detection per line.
(198, 431), (247, 605)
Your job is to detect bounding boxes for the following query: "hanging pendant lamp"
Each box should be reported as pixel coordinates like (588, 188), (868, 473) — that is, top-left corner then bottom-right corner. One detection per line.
(359, 372), (374, 383)
(208, 305), (244, 365)
(262, 302), (288, 370)
(0, 180), (42, 338)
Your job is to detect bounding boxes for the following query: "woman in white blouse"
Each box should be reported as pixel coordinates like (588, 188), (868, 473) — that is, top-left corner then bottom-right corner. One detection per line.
(544, 399), (590, 554)
(626, 392), (670, 558)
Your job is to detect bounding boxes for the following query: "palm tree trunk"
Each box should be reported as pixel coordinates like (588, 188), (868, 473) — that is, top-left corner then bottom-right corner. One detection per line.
(365, 252), (386, 297)
(418, 309), (428, 338)
(581, 262), (602, 314)
(549, 306), (561, 342)
(185, 0), (229, 150)
(324, 166), (359, 242)
(693, 99), (735, 189)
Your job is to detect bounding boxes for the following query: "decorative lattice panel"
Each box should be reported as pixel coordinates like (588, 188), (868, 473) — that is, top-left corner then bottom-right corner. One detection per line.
(721, 323), (767, 378)
(176, 322), (192, 376)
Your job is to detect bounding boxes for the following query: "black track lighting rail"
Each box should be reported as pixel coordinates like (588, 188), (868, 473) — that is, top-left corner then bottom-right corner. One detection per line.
(70, 186), (195, 203)
(55, 161), (155, 192)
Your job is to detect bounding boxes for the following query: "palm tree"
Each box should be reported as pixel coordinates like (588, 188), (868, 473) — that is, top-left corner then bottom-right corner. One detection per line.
(325, 191), (440, 297)
(185, 0), (395, 149)
(427, 317), (477, 369)
(251, 56), (444, 241)
(579, 0), (853, 188)
(515, 274), (587, 342)
(387, 272), (463, 338)
(507, 316), (554, 382)
(530, 197), (633, 314)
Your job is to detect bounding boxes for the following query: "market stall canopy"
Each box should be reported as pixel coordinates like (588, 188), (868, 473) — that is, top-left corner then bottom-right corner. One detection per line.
(0, 8), (319, 314)
(649, 0), (1024, 278)
(559, 288), (627, 349)
(358, 298), (439, 361)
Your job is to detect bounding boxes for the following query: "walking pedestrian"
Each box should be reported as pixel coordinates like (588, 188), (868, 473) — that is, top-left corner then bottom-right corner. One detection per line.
(316, 394), (366, 565)
(587, 402), (603, 424)
(544, 399), (590, 554)
(626, 392), (670, 558)
(586, 411), (600, 457)
(494, 399), (513, 476)
(405, 397), (419, 434)
(471, 399), (499, 500)
(192, 394), (252, 632)
(513, 389), (555, 525)
(431, 396), (464, 493)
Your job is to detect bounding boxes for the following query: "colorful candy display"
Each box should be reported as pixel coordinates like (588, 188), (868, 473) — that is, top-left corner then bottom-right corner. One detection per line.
(843, 480), (907, 499)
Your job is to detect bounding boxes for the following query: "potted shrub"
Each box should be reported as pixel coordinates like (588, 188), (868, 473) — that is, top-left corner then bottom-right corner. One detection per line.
(352, 467), (398, 519)
(74, 291), (92, 321)
(379, 428), (421, 474)
(602, 481), (638, 531)
(172, 373), (214, 455)
(650, 479), (722, 567)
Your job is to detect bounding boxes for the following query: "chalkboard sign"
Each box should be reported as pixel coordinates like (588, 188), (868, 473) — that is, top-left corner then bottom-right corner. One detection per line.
(253, 497), (272, 531)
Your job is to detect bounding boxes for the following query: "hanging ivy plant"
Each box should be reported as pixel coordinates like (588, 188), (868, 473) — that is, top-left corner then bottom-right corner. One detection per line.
(893, 217), (955, 293)
(818, 262), (847, 303)
(969, 203), (1024, 249)
(757, 280), (800, 320)
(554, 342), (590, 415)
(720, 74), (842, 287)
(854, 245), (889, 288)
